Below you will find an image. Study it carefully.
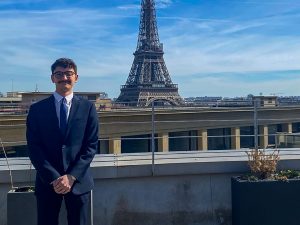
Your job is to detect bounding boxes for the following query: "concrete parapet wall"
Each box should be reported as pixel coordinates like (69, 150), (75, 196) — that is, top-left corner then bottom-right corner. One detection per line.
(1, 149), (300, 225)
(93, 173), (233, 225)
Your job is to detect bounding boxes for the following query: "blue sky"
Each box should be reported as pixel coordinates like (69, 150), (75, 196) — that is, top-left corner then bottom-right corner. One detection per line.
(1, 0), (300, 98)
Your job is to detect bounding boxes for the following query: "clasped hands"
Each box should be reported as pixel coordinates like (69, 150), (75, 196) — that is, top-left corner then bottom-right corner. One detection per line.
(52, 174), (75, 194)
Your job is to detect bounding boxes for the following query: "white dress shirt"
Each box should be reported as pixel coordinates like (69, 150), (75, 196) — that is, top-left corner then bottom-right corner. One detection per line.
(53, 92), (73, 126)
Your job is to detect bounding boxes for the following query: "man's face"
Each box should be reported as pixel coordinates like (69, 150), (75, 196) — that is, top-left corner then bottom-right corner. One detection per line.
(51, 66), (78, 95)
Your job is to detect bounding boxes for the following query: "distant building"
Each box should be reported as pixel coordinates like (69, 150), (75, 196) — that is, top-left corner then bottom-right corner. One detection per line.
(6, 92), (23, 98)
(20, 92), (103, 105)
(0, 92), (22, 114)
(253, 95), (278, 107)
(0, 96), (21, 104)
(0, 91), (112, 113)
(95, 98), (112, 111)
(184, 96), (222, 107)
(278, 96), (300, 106)
(185, 95), (280, 108)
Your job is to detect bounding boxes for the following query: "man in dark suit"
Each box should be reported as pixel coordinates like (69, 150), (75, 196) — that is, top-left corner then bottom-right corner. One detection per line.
(26, 58), (98, 225)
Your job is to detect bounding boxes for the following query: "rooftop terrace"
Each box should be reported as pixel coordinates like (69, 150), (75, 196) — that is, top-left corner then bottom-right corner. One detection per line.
(1, 149), (300, 225)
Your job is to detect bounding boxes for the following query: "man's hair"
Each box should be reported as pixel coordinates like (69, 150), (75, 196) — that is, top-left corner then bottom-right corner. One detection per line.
(51, 58), (77, 74)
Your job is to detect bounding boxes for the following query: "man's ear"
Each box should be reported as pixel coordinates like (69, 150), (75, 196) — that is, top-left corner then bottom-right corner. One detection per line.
(75, 74), (79, 82)
(51, 75), (55, 83)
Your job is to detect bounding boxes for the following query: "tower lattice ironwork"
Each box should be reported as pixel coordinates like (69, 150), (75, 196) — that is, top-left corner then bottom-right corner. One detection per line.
(116, 0), (183, 107)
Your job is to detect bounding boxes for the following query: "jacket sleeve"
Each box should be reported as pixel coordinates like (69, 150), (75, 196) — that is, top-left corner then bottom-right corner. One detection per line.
(67, 103), (99, 182)
(26, 105), (61, 184)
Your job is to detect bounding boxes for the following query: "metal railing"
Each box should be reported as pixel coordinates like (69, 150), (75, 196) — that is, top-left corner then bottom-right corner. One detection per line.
(2, 99), (300, 157)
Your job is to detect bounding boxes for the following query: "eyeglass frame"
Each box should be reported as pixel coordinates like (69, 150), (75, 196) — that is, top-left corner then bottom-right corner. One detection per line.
(52, 71), (76, 79)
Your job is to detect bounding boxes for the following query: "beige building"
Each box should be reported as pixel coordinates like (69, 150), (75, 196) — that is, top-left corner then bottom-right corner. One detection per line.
(1, 105), (300, 156)
(1, 91), (112, 114)
(253, 95), (278, 107)
(21, 92), (102, 105)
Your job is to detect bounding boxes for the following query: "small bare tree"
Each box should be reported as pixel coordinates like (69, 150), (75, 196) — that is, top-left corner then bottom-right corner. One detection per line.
(246, 149), (280, 179)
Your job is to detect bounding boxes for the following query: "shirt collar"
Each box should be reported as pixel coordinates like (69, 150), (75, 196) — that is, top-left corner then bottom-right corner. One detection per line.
(53, 92), (74, 104)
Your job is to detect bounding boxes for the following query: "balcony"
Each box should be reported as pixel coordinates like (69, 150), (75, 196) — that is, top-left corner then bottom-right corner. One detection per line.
(2, 103), (300, 224)
(1, 149), (300, 225)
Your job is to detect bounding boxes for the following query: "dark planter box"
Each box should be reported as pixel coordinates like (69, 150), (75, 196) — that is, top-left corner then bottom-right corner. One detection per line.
(7, 188), (93, 225)
(7, 190), (37, 225)
(231, 177), (300, 225)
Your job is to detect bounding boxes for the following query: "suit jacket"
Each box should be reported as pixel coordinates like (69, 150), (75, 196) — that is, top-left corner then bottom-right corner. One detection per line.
(26, 95), (99, 195)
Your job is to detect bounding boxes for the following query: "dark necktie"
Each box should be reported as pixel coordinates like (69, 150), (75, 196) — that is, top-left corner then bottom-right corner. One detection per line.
(60, 98), (67, 135)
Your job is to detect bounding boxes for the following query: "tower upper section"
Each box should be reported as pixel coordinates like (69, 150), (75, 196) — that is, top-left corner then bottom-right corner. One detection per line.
(136, 0), (162, 53)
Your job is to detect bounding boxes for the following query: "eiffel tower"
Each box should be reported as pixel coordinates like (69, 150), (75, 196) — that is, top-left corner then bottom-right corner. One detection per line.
(116, 0), (183, 107)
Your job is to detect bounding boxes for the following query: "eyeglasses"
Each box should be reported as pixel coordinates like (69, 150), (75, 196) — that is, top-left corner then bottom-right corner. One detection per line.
(53, 71), (76, 79)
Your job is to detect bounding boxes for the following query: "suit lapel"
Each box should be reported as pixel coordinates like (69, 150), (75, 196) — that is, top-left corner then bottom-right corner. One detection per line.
(64, 95), (81, 140)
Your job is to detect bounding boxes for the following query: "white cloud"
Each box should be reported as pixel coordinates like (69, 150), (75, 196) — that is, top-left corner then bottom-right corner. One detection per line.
(224, 1), (300, 6)
(219, 22), (266, 35)
(0, 0), (47, 6)
(155, 10), (300, 78)
(156, 0), (173, 8)
(117, 4), (140, 11)
(178, 74), (300, 97)
(163, 37), (300, 78)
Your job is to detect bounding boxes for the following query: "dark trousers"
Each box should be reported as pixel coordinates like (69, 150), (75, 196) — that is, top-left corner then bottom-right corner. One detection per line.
(36, 190), (91, 225)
